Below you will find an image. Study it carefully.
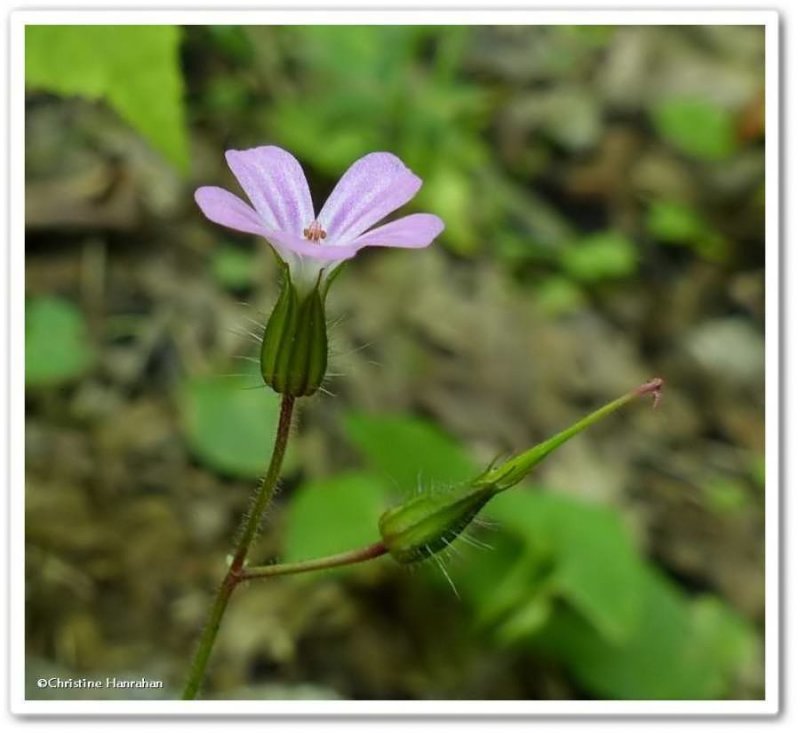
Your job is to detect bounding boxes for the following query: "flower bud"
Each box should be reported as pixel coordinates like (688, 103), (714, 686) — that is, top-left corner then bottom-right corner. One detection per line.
(379, 481), (497, 564)
(260, 268), (328, 397)
(378, 378), (664, 564)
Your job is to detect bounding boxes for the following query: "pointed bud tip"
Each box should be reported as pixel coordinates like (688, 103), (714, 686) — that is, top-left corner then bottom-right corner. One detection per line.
(633, 377), (664, 408)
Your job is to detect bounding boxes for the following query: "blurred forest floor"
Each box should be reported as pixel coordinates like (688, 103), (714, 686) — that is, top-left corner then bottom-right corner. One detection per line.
(25, 25), (765, 700)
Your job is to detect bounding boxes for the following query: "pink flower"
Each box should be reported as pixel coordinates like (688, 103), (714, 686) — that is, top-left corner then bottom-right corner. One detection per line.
(195, 146), (444, 289)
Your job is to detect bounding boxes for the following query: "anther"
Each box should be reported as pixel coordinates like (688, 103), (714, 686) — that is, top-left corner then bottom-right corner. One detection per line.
(303, 220), (327, 243)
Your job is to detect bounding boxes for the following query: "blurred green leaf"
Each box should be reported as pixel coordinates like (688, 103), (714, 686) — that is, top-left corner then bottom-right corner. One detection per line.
(558, 25), (616, 49)
(207, 26), (254, 64)
(646, 200), (729, 262)
(534, 276), (586, 316)
(493, 593), (554, 644)
(26, 26), (188, 169)
(531, 567), (755, 699)
(651, 97), (736, 162)
(749, 454), (766, 488)
(203, 76), (251, 117)
(25, 296), (94, 386)
(270, 101), (381, 177)
(423, 165), (478, 254)
(451, 532), (525, 603)
(344, 413), (478, 493)
(210, 245), (257, 290)
(703, 477), (750, 515)
(489, 491), (644, 643)
(561, 231), (637, 282)
(687, 595), (757, 697)
(180, 370), (291, 479)
(647, 200), (707, 243)
(283, 472), (387, 563)
(466, 545), (556, 640)
(536, 88), (602, 152)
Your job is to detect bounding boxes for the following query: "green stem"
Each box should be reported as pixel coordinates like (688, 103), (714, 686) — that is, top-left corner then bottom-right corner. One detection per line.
(243, 542), (388, 580)
(181, 394), (296, 700)
(231, 395), (296, 569)
(179, 571), (237, 701)
(484, 378), (663, 491)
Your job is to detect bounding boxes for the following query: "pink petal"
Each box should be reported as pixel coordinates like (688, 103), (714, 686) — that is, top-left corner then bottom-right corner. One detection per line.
(350, 213), (445, 249)
(225, 146), (314, 234)
(263, 228), (360, 262)
(195, 187), (266, 236)
(318, 152), (422, 243)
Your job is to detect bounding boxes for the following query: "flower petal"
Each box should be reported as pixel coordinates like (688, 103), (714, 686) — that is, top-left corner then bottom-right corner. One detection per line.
(225, 146), (314, 234)
(263, 228), (359, 262)
(194, 187), (266, 236)
(318, 152), (422, 242)
(349, 213), (445, 250)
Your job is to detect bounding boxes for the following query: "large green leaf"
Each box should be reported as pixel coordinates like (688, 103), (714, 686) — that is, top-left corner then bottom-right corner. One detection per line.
(282, 473), (388, 564)
(25, 296), (94, 386)
(26, 26), (188, 169)
(531, 567), (756, 699)
(487, 490), (645, 643)
(456, 539), (557, 643)
(685, 595), (758, 697)
(180, 370), (289, 479)
(343, 413), (478, 494)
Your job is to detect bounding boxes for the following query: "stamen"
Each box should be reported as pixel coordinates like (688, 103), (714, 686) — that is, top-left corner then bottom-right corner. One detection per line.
(303, 220), (327, 243)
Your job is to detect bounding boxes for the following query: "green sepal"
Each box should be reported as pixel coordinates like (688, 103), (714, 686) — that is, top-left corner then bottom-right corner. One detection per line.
(260, 265), (296, 390)
(378, 481), (497, 564)
(260, 267), (328, 397)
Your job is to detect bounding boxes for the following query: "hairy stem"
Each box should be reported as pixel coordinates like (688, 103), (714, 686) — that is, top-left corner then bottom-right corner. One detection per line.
(231, 395), (296, 570)
(243, 542), (388, 580)
(181, 394), (295, 700)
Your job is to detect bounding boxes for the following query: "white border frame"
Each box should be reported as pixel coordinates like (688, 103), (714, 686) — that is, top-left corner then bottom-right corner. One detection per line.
(8, 8), (780, 717)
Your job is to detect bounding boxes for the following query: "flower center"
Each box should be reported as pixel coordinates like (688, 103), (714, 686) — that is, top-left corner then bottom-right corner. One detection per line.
(303, 220), (327, 243)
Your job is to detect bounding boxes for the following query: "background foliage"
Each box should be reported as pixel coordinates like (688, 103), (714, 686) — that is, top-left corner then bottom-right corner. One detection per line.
(25, 24), (765, 700)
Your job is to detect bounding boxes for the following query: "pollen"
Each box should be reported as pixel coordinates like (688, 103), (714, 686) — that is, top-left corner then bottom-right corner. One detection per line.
(303, 220), (327, 243)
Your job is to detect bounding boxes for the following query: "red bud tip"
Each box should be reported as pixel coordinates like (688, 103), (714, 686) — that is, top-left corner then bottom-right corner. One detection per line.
(634, 377), (664, 408)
